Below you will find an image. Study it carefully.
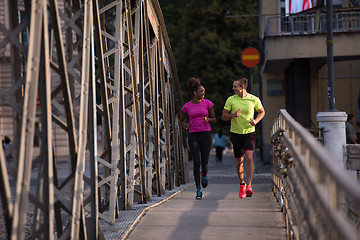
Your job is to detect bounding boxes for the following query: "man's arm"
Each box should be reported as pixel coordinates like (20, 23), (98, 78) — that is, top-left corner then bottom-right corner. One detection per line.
(222, 108), (240, 121)
(349, 133), (358, 144)
(250, 107), (265, 126)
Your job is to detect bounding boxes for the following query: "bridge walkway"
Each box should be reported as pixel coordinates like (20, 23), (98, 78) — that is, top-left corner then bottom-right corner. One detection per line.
(121, 151), (285, 240)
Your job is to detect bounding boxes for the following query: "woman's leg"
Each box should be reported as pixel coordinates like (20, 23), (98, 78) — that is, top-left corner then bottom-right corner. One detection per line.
(188, 133), (201, 188)
(199, 132), (212, 175)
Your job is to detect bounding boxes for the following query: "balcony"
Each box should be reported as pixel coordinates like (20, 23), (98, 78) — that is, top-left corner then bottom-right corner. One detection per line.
(265, 11), (360, 36)
(262, 11), (360, 72)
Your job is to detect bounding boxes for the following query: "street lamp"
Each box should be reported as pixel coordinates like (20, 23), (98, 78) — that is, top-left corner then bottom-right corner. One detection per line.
(326, 0), (336, 111)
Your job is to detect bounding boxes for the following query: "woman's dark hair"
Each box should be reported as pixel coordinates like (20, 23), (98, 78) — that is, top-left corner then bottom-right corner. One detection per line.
(187, 77), (202, 95)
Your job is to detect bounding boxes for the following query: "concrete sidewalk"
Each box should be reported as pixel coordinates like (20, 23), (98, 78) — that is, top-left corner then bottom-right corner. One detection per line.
(124, 151), (286, 240)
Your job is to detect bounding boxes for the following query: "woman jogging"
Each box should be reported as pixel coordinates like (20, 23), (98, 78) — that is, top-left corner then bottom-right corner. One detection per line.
(180, 77), (216, 199)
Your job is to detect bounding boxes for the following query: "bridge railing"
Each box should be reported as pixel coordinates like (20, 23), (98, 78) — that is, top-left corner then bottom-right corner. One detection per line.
(271, 109), (360, 240)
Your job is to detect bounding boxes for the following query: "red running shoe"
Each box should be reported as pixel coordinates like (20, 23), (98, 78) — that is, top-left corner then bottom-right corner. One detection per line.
(239, 184), (246, 198)
(246, 185), (253, 197)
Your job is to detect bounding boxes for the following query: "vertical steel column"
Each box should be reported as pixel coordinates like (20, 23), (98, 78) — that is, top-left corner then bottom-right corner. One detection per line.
(143, 0), (164, 196)
(88, 16), (99, 237)
(118, 0), (129, 210)
(0, 131), (13, 238)
(11, 0), (43, 238)
(125, 0), (150, 204)
(158, 33), (172, 190)
(8, 0), (22, 157)
(48, 0), (80, 237)
(169, 83), (180, 187)
(70, 0), (92, 237)
(154, 42), (167, 190)
(93, 0), (121, 224)
(48, 0), (78, 173)
(151, 36), (167, 194)
(35, 1), (55, 238)
(120, 0), (136, 210)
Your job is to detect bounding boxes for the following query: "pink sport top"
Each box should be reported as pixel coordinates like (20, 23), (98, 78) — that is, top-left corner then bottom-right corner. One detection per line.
(181, 99), (213, 133)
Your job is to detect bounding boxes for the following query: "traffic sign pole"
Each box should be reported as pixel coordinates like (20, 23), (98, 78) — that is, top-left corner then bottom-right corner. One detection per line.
(241, 47), (260, 93)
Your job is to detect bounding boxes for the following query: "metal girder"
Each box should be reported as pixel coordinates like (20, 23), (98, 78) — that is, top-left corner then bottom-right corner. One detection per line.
(158, 32), (172, 190)
(143, 0), (164, 196)
(0, 0), (187, 239)
(0, 132), (13, 238)
(10, 0), (45, 238)
(92, 0), (119, 224)
(349, 0), (360, 7)
(124, 0), (150, 205)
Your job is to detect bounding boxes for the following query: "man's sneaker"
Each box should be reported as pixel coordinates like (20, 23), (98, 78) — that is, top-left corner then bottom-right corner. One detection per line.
(246, 185), (253, 197)
(239, 183), (246, 199)
(201, 171), (208, 188)
(196, 186), (203, 200)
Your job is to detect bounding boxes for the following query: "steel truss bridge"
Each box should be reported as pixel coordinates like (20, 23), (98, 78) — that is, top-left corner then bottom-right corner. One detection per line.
(0, 0), (188, 239)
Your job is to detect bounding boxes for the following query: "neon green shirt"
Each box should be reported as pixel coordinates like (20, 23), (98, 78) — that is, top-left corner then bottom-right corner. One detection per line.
(224, 94), (263, 134)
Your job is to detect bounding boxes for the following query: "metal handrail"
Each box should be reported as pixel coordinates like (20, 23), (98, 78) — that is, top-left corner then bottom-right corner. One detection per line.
(271, 109), (360, 239)
(265, 12), (360, 36)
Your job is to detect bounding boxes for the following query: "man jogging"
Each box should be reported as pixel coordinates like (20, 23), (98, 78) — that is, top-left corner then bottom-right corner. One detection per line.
(222, 76), (265, 198)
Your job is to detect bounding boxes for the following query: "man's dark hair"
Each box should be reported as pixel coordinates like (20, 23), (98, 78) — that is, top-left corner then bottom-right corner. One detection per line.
(234, 76), (248, 89)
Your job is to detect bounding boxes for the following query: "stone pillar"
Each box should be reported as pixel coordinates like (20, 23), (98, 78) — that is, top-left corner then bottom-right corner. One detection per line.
(316, 111), (347, 164)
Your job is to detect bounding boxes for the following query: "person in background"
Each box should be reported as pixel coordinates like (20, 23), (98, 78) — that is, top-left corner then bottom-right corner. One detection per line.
(213, 129), (226, 163)
(222, 76), (265, 199)
(2, 136), (11, 150)
(2, 136), (12, 161)
(346, 113), (358, 144)
(180, 77), (216, 199)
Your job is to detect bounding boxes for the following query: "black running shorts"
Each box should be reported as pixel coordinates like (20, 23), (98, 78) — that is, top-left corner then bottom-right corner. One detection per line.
(230, 132), (255, 158)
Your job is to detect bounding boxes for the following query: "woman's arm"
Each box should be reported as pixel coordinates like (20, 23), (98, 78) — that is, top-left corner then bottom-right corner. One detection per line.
(180, 111), (189, 129)
(204, 106), (216, 124)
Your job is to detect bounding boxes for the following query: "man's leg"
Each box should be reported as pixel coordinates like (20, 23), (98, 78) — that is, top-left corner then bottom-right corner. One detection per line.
(235, 157), (245, 183)
(244, 151), (254, 186)
(236, 156), (247, 198)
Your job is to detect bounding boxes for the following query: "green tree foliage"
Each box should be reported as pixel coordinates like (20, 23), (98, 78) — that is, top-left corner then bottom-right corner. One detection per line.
(159, 0), (260, 132)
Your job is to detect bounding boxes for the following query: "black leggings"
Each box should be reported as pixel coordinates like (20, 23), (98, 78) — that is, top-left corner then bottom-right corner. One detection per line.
(188, 131), (212, 188)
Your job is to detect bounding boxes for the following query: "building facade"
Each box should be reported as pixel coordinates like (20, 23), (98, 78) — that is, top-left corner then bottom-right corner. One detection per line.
(260, 0), (360, 160)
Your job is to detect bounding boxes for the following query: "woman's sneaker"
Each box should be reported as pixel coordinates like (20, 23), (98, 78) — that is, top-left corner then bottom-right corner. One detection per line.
(196, 186), (203, 200)
(201, 171), (208, 188)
